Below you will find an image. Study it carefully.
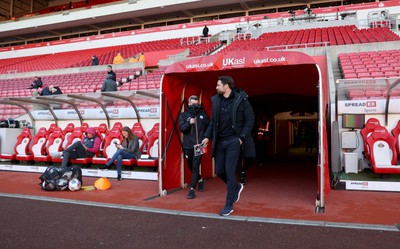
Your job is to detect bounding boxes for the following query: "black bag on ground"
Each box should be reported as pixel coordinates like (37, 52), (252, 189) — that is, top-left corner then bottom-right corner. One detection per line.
(39, 166), (83, 191)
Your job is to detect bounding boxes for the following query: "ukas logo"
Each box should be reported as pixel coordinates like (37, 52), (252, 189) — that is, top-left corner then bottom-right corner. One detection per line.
(222, 57), (245, 66)
(366, 101), (376, 107)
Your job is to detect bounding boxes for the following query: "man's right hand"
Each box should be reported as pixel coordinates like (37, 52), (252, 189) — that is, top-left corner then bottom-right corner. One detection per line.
(190, 118), (196, 124)
(202, 138), (209, 146)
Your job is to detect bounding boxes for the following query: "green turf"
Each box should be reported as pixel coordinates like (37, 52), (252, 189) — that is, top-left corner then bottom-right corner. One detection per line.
(340, 169), (400, 182)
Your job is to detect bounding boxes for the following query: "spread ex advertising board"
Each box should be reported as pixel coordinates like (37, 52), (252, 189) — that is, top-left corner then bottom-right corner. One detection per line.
(30, 106), (160, 120)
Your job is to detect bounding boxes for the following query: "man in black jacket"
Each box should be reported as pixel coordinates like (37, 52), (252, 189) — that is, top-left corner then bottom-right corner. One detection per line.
(29, 76), (43, 89)
(179, 95), (210, 199)
(202, 76), (255, 216)
(101, 74), (117, 92)
(106, 65), (116, 81)
(91, 55), (99, 66)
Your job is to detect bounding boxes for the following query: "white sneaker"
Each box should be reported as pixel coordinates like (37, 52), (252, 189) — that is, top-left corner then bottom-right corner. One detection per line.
(50, 151), (63, 158)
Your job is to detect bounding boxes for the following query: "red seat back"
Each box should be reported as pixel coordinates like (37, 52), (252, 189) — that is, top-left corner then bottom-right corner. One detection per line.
(360, 118), (382, 159)
(391, 120), (400, 157)
(46, 123), (57, 136)
(14, 128), (32, 155)
(65, 127), (84, 148)
(80, 122), (89, 133)
(31, 127), (48, 156)
(147, 129), (159, 158)
(366, 127), (397, 170)
(46, 127), (64, 155)
(112, 122), (123, 132)
(132, 122), (148, 152)
(102, 128), (123, 158)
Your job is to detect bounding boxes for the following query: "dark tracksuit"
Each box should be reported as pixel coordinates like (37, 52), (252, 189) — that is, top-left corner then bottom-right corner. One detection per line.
(179, 106), (210, 189)
(204, 89), (255, 208)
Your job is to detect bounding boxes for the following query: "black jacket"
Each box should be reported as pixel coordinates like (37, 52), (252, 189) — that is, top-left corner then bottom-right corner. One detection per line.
(101, 74), (117, 92)
(204, 89), (255, 158)
(92, 56), (99, 66)
(32, 79), (43, 89)
(179, 106), (210, 150)
(107, 70), (116, 81)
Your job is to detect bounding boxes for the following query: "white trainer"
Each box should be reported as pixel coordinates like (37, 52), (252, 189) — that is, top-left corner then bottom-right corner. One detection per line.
(50, 151), (63, 158)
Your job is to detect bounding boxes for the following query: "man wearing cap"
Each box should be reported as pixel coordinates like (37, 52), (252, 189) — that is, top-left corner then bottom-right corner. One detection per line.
(52, 127), (101, 168)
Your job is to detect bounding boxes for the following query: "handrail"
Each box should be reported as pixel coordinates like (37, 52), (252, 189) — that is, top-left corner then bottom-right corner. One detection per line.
(266, 41), (330, 51)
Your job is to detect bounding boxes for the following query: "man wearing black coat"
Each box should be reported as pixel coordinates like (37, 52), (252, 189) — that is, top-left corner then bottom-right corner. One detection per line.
(101, 74), (117, 92)
(106, 65), (116, 81)
(30, 76), (43, 89)
(179, 95), (210, 199)
(91, 55), (99, 66)
(202, 75), (255, 216)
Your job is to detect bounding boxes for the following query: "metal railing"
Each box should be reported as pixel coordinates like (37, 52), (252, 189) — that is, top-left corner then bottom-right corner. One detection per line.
(265, 41), (330, 51)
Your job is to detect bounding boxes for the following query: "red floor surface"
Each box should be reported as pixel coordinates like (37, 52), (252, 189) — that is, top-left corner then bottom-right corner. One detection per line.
(1, 158), (399, 227)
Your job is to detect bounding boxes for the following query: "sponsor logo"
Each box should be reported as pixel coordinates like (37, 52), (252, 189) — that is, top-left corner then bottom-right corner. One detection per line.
(87, 170), (98, 175)
(222, 57), (245, 66)
(254, 56), (286, 64)
(150, 108), (157, 113)
(350, 181), (368, 186)
(185, 62), (214, 69)
(112, 109), (119, 114)
(366, 101), (376, 107)
(378, 143), (385, 148)
(30, 166), (39, 171)
(345, 102), (366, 107)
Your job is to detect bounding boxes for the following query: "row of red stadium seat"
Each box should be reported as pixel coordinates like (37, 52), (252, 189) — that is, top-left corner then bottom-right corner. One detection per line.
(0, 122), (159, 168)
(339, 49), (400, 79)
(223, 26), (399, 52)
(0, 39), (220, 74)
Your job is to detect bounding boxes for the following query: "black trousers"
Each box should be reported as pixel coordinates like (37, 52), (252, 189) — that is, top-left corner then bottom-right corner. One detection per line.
(215, 137), (241, 207)
(184, 149), (202, 189)
(61, 141), (90, 168)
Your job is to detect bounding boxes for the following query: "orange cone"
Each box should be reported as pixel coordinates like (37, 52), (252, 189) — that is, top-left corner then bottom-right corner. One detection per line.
(94, 177), (111, 190)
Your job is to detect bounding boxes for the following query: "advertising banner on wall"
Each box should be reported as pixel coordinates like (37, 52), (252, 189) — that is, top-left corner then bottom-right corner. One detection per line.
(30, 106), (160, 120)
(337, 99), (400, 114)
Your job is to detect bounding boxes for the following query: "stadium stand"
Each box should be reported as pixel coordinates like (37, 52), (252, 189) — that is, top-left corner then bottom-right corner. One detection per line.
(339, 49), (400, 79)
(0, 39), (220, 74)
(223, 26), (400, 52)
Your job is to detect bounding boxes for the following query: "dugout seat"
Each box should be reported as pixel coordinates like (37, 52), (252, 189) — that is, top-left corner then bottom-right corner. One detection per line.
(390, 120), (400, 157)
(92, 128), (122, 165)
(26, 127), (48, 161)
(0, 128), (32, 161)
(366, 127), (400, 174)
(137, 128), (159, 167)
(62, 123), (75, 149)
(360, 118), (383, 159)
(132, 122), (148, 152)
(35, 127), (64, 163)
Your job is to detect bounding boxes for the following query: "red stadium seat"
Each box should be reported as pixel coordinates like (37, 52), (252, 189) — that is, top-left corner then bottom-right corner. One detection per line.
(35, 127), (64, 162)
(137, 128), (159, 167)
(366, 127), (400, 174)
(62, 122), (75, 149)
(391, 120), (400, 157)
(92, 128), (123, 165)
(360, 118), (383, 160)
(27, 127), (48, 161)
(0, 128), (32, 161)
(132, 122), (148, 152)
